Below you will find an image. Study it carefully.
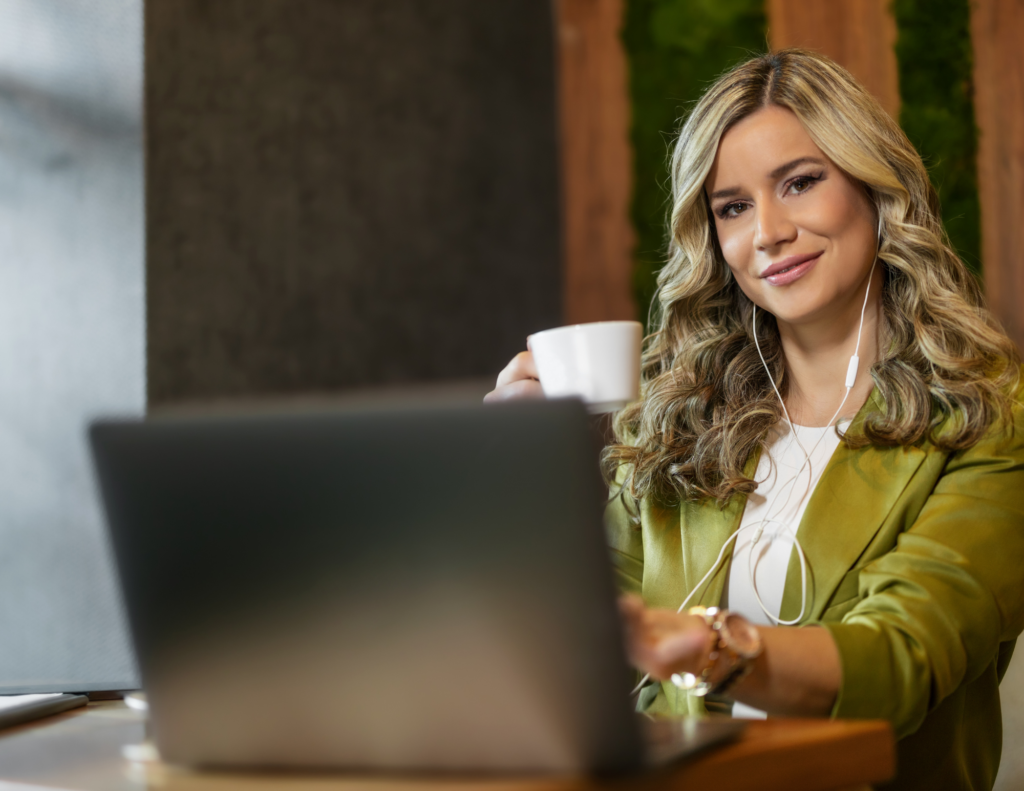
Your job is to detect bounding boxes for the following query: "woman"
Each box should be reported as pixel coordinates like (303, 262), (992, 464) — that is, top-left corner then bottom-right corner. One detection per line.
(487, 50), (1024, 790)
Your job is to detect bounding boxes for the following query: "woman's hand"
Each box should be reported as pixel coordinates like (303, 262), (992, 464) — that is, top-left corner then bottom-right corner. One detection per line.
(618, 594), (714, 680)
(620, 594), (841, 716)
(483, 349), (544, 403)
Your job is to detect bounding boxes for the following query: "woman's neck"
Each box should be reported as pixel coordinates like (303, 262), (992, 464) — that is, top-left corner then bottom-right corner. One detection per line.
(777, 268), (883, 427)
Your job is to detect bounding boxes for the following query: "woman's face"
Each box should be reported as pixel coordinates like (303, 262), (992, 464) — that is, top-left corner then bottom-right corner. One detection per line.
(705, 105), (878, 330)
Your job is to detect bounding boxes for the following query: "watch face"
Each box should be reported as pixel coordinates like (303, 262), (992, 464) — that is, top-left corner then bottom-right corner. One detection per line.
(723, 613), (762, 658)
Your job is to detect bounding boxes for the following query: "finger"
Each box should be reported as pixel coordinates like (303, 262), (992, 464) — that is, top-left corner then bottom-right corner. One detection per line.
(642, 610), (705, 636)
(618, 594), (645, 618)
(617, 595), (645, 646)
(632, 608), (681, 640)
(483, 378), (544, 403)
(623, 610), (676, 672)
(627, 637), (674, 679)
(632, 630), (710, 680)
(494, 351), (539, 389)
(653, 628), (712, 669)
(623, 611), (713, 678)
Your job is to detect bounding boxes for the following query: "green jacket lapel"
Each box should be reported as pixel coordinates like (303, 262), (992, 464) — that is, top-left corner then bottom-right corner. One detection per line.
(678, 449), (761, 608)
(778, 388), (930, 622)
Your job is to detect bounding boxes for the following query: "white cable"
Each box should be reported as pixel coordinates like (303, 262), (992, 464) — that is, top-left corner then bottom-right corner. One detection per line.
(740, 361), (849, 625)
(630, 522), (752, 695)
(847, 250), (879, 387)
(744, 243), (878, 626)
(752, 307), (851, 463)
(632, 229), (881, 697)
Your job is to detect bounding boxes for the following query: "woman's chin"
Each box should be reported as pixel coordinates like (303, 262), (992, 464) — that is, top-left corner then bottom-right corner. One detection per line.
(754, 289), (840, 330)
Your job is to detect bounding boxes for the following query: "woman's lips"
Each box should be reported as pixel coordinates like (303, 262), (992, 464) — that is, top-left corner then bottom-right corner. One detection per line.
(760, 251), (823, 286)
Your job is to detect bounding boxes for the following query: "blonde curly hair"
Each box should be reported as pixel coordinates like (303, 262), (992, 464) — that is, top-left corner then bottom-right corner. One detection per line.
(603, 49), (1019, 505)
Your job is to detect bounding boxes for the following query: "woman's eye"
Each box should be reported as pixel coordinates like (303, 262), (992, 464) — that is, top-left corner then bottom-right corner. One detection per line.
(719, 202), (748, 219)
(787, 173), (822, 195)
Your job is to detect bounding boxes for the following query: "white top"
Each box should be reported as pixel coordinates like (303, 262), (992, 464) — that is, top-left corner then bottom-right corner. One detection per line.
(727, 420), (843, 719)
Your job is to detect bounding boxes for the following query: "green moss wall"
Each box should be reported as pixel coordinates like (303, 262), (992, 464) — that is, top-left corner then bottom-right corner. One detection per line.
(622, 0), (766, 325)
(892, 0), (981, 273)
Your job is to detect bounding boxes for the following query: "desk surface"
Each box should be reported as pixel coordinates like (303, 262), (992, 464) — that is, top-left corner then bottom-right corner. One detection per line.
(0, 701), (894, 791)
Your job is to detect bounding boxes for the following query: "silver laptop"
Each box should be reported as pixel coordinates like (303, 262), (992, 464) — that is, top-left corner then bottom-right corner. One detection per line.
(90, 399), (742, 774)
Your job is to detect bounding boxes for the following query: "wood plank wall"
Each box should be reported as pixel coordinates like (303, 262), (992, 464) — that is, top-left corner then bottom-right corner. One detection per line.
(971, 0), (1024, 352)
(767, 0), (900, 119)
(556, 0), (636, 325)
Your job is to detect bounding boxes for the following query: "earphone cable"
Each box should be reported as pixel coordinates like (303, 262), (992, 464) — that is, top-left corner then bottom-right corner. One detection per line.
(632, 230), (882, 697)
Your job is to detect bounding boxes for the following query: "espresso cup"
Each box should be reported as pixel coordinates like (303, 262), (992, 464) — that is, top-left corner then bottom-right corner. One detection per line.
(527, 321), (642, 413)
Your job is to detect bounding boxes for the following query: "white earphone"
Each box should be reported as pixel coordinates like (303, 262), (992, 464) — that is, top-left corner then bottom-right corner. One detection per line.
(632, 224), (881, 696)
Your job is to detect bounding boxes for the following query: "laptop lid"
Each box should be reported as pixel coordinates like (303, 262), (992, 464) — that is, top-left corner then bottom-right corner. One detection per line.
(90, 399), (645, 773)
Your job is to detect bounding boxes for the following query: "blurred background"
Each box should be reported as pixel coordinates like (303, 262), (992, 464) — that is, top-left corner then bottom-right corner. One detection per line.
(0, 0), (1021, 786)
(0, 0), (142, 693)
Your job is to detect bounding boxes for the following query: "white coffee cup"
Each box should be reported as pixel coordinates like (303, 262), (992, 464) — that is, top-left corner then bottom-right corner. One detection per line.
(527, 321), (642, 413)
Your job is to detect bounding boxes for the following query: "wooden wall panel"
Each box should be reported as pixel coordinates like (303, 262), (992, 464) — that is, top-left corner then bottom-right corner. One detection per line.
(556, 0), (636, 325)
(767, 0), (900, 119)
(971, 0), (1024, 351)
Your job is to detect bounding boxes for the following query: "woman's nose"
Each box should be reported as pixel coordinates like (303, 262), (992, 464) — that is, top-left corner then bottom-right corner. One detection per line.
(753, 200), (797, 251)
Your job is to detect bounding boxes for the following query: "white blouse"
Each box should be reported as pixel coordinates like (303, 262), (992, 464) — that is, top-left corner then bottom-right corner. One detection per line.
(727, 420), (843, 719)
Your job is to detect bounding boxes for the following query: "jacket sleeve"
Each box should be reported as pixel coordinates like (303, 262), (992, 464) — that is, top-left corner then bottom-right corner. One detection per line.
(823, 413), (1024, 738)
(604, 465), (644, 597)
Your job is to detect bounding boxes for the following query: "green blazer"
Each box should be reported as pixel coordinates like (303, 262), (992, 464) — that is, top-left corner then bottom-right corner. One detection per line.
(606, 388), (1024, 791)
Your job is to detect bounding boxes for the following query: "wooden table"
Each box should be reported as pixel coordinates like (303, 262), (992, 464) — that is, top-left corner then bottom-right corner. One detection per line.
(0, 702), (894, 791)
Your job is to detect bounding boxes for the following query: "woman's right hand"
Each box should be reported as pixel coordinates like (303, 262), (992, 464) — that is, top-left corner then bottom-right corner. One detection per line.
(483, 349), (544, 403)
(618, 594), (714, 681)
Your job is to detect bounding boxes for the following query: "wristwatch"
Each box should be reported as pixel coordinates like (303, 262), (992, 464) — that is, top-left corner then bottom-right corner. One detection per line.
(670, 607), (763, 697)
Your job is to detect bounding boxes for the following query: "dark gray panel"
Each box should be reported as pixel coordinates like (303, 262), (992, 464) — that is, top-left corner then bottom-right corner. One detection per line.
(147, 0), (562, 405)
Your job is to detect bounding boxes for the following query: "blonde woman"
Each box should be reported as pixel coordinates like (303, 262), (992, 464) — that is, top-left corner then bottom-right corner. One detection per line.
(487, 50), (1024, 790)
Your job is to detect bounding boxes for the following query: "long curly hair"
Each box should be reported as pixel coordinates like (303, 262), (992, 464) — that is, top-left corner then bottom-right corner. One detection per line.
(603, 49), (1019, 506)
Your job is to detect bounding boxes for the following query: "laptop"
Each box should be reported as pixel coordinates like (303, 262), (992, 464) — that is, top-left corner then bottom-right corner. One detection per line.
(89, 399), (743, 773)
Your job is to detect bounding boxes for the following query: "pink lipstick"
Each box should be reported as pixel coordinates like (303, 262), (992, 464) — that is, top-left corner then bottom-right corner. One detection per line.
(760, 251), (823, 286)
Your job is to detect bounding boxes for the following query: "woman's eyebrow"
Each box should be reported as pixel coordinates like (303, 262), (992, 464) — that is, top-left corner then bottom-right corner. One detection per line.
(708, 186), (742, 202)
(769, 156), (827, 180)
(708, 156), (827, 202)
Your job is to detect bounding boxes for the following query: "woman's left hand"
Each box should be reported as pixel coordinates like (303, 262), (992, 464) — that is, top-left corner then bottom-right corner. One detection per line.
(618, 594), (715, 680)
